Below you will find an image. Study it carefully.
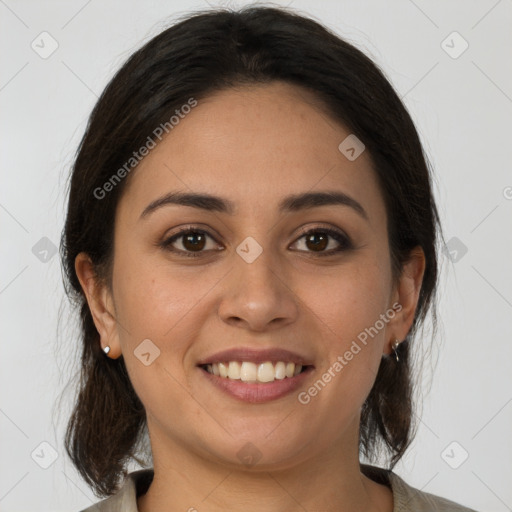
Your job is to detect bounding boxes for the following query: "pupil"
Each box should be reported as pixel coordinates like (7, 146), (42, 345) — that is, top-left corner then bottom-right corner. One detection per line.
(306, 233), (327, 251)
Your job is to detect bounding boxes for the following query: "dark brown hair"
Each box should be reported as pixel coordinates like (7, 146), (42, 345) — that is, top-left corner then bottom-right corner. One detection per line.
(61, 5), (441, 496)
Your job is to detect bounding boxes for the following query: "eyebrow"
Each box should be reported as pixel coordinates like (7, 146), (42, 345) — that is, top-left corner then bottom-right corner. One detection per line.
(139, 190), (368, 221)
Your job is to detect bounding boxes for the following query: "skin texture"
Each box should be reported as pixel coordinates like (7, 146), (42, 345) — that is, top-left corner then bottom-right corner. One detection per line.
(76, 81), (425, 512)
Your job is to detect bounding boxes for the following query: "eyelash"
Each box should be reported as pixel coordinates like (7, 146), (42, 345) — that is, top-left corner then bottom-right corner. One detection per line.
(160, 225), (353, 258)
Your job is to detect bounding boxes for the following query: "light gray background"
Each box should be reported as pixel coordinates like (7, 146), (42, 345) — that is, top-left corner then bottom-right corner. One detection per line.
(1, 1), (511, 511)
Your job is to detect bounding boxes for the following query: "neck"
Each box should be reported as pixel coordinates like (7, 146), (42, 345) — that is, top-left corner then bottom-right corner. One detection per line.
(137, 424), (393, 512)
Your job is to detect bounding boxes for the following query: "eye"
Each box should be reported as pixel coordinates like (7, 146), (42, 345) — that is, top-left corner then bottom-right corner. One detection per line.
(160, 227), (222, 257)
(290, 227), (352, 256)
(160, 225), (353, 258)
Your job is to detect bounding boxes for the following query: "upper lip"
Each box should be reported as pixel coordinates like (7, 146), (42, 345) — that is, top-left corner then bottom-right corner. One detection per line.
(197, 347), (314, 366)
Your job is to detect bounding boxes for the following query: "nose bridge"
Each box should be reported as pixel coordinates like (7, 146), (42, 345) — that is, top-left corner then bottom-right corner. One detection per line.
(217, 238), (298, 331)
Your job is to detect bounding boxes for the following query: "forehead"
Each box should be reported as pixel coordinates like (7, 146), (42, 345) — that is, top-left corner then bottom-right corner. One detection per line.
(119, 81), (385, 222)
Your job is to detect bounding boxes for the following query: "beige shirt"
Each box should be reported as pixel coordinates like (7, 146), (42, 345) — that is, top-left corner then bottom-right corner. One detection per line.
(81, 465), (479, 511)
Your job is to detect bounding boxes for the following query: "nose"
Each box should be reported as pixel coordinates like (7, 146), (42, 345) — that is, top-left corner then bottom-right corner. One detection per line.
(217, 246), (299, 332)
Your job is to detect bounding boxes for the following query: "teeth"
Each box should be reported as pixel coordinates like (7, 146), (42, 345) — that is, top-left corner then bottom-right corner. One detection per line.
(274, 361), (286, 380)
(240, 362), (257, 382)
(228, 361), (241, 379)
(257, 362), (275, 383)
(205, 361), (304, 383)
(218, 362), (228, 378)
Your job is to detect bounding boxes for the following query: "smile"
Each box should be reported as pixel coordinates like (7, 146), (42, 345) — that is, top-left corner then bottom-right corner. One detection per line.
(198, 362), (314, 403)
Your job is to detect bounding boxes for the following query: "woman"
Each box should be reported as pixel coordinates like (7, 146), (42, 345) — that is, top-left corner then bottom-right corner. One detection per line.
(61, 6), (479, 511)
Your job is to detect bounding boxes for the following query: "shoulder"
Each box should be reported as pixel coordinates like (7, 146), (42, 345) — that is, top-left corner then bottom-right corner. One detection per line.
(361, 464), (479, 512)
(79, 470), (154, 512)
(389, 470), (479, 511)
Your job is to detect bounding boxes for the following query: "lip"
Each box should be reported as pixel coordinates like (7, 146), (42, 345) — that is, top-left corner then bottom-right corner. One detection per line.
(196, 347), (314, 366)
(198, 365), (315, 403)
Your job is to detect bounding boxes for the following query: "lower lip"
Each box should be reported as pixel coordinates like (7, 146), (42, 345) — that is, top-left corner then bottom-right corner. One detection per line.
(198, 366), (314, 403)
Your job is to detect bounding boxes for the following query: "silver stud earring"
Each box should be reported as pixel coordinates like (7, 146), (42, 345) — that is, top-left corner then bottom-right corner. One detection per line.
(392, 339), (400, 362)
(103, 345), (111, 355)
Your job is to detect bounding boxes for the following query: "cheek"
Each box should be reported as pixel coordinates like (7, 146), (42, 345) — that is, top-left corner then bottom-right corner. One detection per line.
(298, 257), (391, 399)
(110, 258), (214, 413)
(303, 259), (391, 340)
(112, 252), (227, 350)
(111, 233), (249, 410)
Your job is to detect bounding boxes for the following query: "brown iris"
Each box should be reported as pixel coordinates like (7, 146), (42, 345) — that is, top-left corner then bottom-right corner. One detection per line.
(182, 232), (206, 251)
(305, 232), (328, 251)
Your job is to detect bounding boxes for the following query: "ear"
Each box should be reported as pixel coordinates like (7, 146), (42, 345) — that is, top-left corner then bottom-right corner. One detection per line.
(385, 246), (426, 355)
(74, 252), (122, 358)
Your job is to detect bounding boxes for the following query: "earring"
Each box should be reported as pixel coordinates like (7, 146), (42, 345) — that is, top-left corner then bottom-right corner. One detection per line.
(392, 339), (400, 362)
(103, 345), (111, 355)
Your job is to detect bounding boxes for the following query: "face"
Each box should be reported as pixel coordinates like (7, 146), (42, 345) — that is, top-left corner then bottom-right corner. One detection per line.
(78, 81), (423, 470)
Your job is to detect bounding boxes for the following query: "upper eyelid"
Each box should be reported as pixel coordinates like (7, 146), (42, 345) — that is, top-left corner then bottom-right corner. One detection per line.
(164, 224), (220, 242)
(294, 224), (346, 237)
